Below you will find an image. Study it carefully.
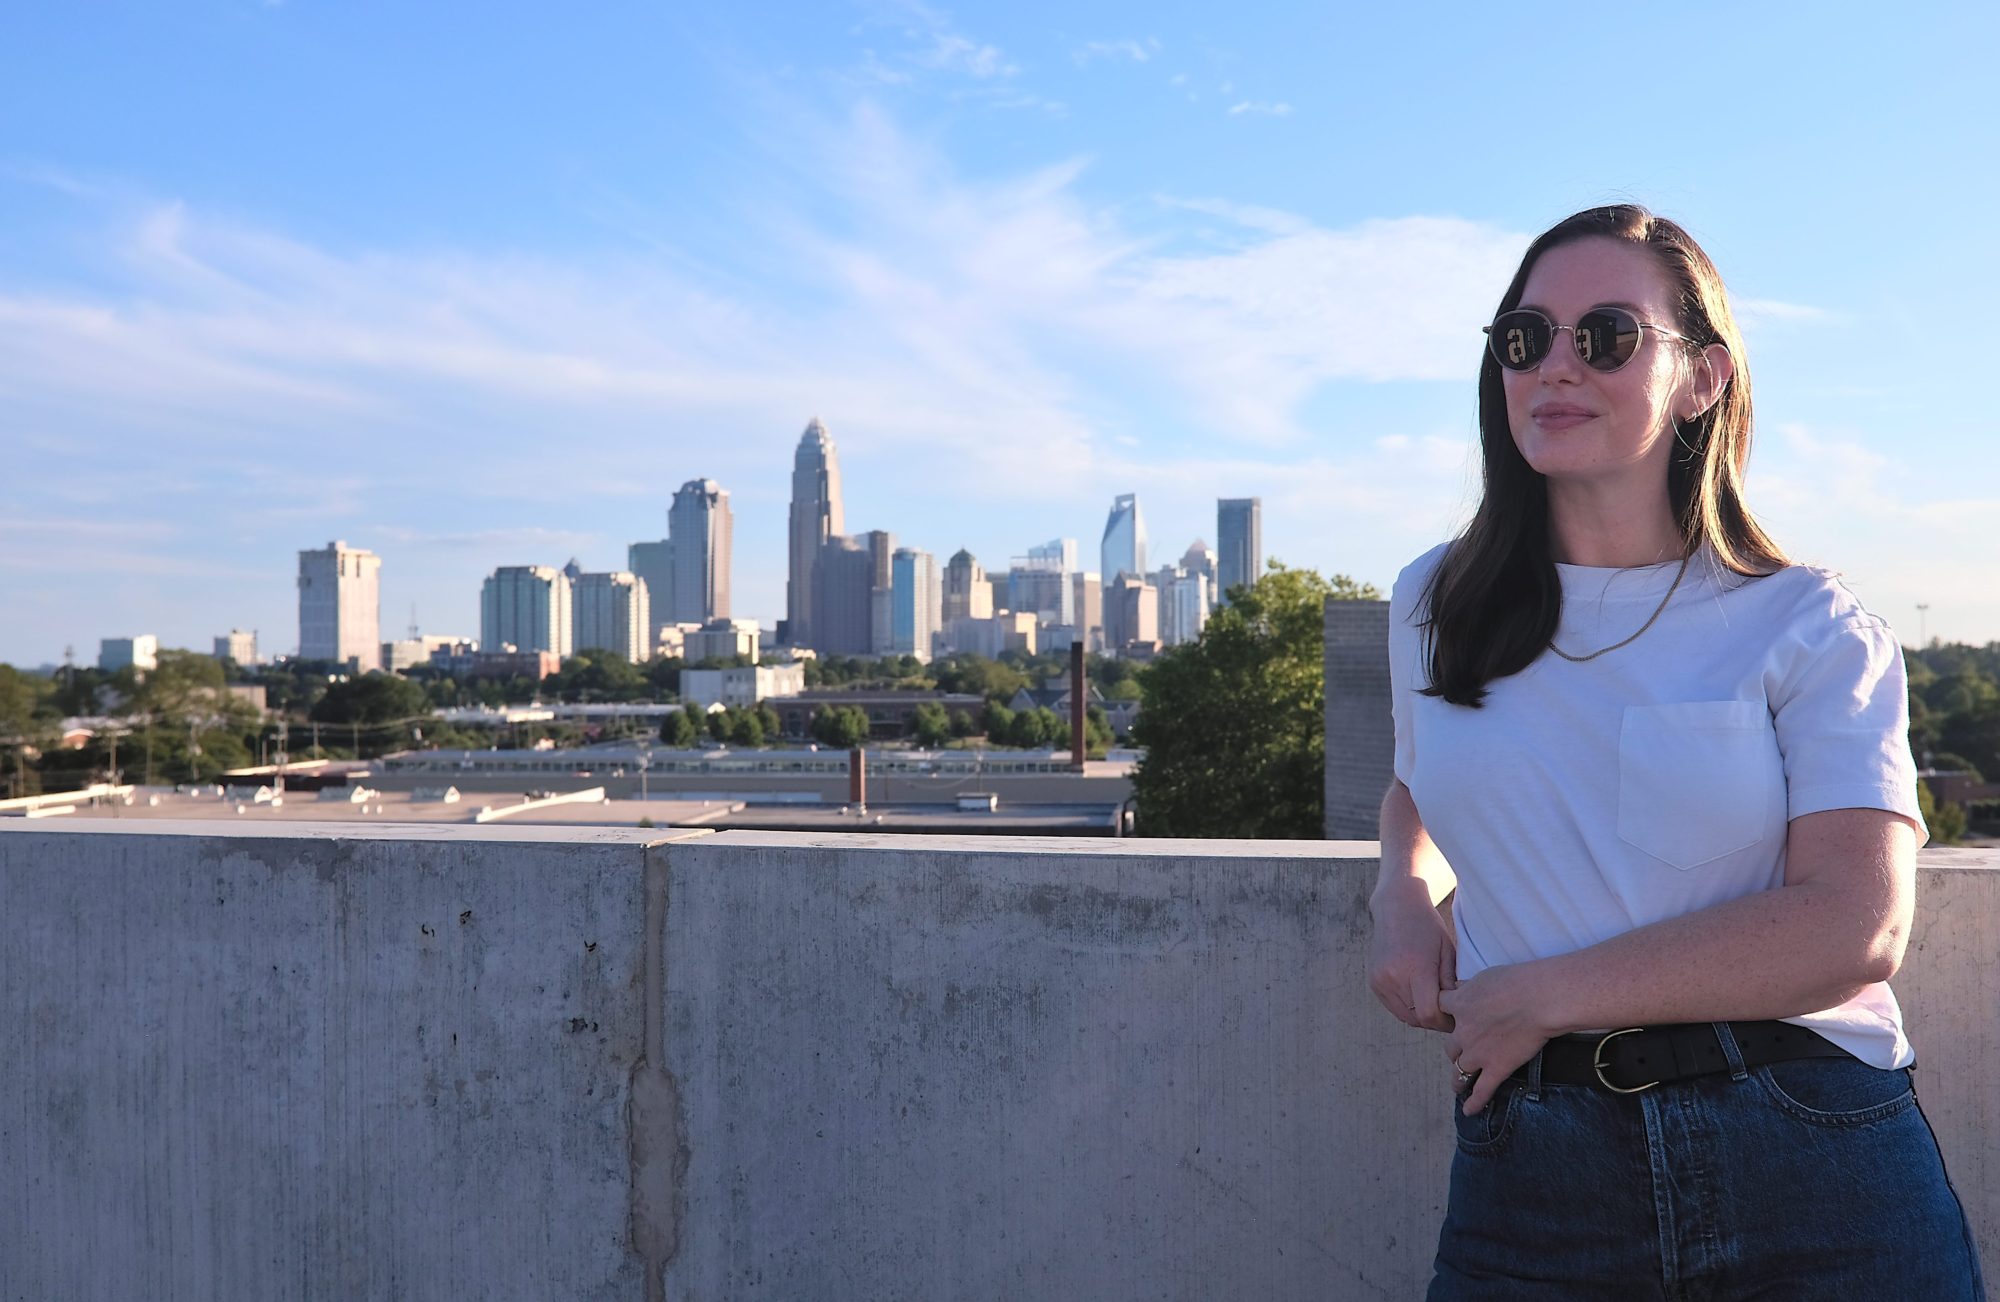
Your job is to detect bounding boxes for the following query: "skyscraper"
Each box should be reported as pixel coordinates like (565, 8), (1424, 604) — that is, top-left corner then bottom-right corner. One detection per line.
(1217, 498), (1263, 604)
(627, 538), (674, 649)
(298, 540), (382, 670)
(812, 535), (875, 657)
(1101, 494), (1147, 583)
(1181, 539), (1219, 611)
(942, 549), (993, 623)
(573, 571), (651, 663)
(891, 547), (942, 662)
(482, 565), (572, 657)
(669, 478), (733, 624)
(788, 418), (845, 648)
(1006, 537), (1076, 625)
(1104, 573), (1158, 653)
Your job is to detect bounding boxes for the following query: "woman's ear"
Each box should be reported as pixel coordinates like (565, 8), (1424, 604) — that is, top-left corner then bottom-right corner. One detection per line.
(1682, 343), (1734, 420)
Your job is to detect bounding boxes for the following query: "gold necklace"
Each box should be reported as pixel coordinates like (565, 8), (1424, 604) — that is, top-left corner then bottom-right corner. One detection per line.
(1549, 551), (1693, 663)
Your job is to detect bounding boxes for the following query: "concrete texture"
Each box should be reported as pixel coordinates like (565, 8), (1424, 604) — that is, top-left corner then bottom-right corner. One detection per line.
(1, 823), (1992, 1300)
(1323, 598), (1395, 840)
(0, 821), (704, 1301)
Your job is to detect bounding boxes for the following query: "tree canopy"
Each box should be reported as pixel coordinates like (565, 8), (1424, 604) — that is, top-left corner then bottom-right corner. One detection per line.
(1131, 563), (1380, 838)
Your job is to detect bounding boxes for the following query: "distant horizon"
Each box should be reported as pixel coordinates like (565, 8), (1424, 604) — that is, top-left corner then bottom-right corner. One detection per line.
(5, 4), (1996, 663)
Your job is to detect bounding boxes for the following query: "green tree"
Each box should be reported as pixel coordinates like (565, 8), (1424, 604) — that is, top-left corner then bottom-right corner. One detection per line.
(909, 701), (952, 748)
(756, 703), (782, 741)
(811, 704), (870, 749)
(705, 708), (732, 742)
(310, 672), (432, 726)
(981, 701), (1015, 742)
(660, 708), (699, 747)
(1918, 778), (1967, 846)
(1131, 563), (1381, 838)
(1939, 703), (2000, 787)
(728, 708), (765, 747)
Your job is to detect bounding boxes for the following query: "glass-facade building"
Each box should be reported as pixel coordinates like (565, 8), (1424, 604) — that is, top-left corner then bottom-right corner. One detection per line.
(1100, 494), (1147, 583)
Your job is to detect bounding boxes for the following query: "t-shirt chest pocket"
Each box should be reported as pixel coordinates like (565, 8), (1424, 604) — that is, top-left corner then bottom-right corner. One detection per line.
(1617, 701), (1783, 870)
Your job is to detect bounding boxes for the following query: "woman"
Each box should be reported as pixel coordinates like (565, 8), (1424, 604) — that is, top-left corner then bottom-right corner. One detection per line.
(1368, 204), (1985, 1298)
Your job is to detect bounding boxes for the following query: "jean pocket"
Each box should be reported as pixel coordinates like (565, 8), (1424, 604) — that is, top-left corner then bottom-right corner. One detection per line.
(1617, 701), (1784, 870)
(1452, 1080), (1523, 1155)
(1753, 1059), (1916, 1127)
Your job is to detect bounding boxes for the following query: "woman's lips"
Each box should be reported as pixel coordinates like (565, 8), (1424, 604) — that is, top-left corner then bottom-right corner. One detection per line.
(1532, 406), (1596, 431)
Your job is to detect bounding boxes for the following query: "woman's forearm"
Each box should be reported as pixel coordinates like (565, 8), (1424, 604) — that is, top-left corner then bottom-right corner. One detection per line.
(1524, 811), (1915, 1033)
(1524, 877), (1902, 1035)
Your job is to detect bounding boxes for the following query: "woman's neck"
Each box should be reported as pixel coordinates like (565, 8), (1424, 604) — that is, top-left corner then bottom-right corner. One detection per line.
(1545, 481), (1684, 568)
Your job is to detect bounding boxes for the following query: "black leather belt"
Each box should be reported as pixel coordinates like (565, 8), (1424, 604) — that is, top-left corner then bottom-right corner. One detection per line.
(1510, 1020), (1855, 1094)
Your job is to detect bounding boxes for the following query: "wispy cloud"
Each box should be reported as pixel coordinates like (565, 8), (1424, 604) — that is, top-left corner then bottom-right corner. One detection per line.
(1227, 100), (1293, 117)
(1734, 297), (1837, 325)
(1073, 38), (1160, 66)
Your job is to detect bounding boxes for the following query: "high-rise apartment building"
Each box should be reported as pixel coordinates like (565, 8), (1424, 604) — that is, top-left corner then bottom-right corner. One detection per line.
(481, 565), (572, 658)
(1181, 540), (1219, 610)
(1161, 571), (1212, 647)
(787, 418), (845, 648)
(1101, 494), (1147, 583)
(573, 571), (651, 663)
(1071, 573), (1103, 652)
(298, 540), (382, 670)
(1104, 573), (1158, 653)
(1217, 497), (1263, 603)
(943, 550), (993, 623)
(891, 547), (942, 662)
(669, 478), (732, 624)
(99, 635), (159, 673)
(214, 629), (259, 665)
(627, 539), (675, 651)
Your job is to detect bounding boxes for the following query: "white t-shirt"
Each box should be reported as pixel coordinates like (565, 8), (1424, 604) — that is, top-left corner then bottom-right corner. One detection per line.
(1388, 541), (1925, 1069)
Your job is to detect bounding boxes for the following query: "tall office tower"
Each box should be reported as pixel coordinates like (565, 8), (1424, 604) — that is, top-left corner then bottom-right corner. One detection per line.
(627, 539), (675, 649)
(787, 418), (845, 648)
(1161, 571), (1212, 647)
(573, 571), (651, 663)
(812, 536), (874, 656)
(214, 629), (259, 665)
(863, 530), (897, 656)
(942, 549), (993, 623)
(891, 547), (942, 662)
(298, 540), (382, 670)
(481, 565), (573, 657)
(1103, 573), (1158, 653)
(669, 478), (733, 624)
(561, 557), (584, 583)
(1006, 537), (1076, 625)
(1026, 537), (1077, 572)
(1071, 572), (1103, 651)
(1216, 497), (1263, 604)
(1100, 494), (1147, 583)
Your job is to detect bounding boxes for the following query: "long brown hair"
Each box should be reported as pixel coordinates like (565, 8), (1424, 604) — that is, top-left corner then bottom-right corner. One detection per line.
(1421, 204), (1786, 707)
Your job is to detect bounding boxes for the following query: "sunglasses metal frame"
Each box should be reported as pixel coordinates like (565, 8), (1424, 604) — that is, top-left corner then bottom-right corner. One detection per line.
(1483, 305), (1691, 373)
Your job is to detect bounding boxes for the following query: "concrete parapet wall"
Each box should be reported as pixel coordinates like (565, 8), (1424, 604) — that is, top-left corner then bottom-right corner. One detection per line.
(1, 824), (1991, 1299)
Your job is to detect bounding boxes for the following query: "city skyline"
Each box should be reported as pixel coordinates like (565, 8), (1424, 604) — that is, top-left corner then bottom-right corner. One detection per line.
(4, 5), (1997, 665)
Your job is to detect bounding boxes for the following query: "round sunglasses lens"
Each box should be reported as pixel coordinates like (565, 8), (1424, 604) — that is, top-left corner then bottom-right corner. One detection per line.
(1576, 308), (1642, 370)
(1489, 312), (1550, 370)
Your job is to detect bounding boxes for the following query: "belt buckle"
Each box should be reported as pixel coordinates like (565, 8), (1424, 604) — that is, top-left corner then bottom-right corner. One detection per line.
(1594, 1027), (1660, 1094)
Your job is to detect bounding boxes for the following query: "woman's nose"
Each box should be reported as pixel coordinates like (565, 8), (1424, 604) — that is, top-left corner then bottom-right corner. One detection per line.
(1538, 326), (1588, 382)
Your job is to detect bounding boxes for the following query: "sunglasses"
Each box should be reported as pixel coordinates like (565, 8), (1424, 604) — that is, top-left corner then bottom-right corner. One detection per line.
(1484, 305), (1689, 373)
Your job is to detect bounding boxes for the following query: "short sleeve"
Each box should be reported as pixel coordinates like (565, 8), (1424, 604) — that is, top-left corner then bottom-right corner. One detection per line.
(1770, 613), (1925, 840)
(1388, 547), (1443, 788)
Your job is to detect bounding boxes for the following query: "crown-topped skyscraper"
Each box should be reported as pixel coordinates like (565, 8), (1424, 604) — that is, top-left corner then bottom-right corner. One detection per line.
(787, 417), (845, 647)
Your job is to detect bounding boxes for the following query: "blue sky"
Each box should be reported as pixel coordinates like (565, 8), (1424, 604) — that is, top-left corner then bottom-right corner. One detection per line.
(3, 1), (1996, 666)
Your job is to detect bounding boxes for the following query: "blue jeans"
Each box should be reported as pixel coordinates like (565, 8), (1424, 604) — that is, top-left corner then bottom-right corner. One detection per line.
(1430, 1031), (1986, 1299)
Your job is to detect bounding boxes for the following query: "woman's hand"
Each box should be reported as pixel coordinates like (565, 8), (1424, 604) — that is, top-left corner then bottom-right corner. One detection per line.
(1438, 962), (1560, 1114)
(1368, 880), (1458, 1032)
